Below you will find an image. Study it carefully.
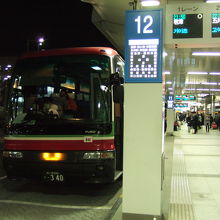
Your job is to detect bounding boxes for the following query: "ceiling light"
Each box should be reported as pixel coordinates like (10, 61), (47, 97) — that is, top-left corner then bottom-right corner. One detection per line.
(206, 0), (220, 3)
(210, 72), (220, 75)
(197, 88), (210, 91)
(164, 71), (170, 75)
(184, 88), (196, 91)
(202, 82), (218, 85)
(187, 72), (208, 75)
(192, 52), (220, 56)
(140, 0), (160, 6)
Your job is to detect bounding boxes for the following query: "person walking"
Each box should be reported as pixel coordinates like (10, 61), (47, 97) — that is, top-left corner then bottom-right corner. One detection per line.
(204, 113), (211, 132)
(191, 112), (199, 134)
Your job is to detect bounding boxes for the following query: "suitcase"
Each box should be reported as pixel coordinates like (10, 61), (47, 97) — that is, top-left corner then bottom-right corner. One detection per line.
(212, 122), (218, 129)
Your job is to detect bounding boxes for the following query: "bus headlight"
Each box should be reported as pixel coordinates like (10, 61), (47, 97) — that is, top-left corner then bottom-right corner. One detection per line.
(3, 151), (23, 158)
(83, 152), (114, 159)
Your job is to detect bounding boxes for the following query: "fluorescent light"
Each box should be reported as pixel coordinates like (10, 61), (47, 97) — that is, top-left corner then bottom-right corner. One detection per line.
(184, 88), (196, 91)
(185, 82), (200, 85)
(187, 72), (208, 75)
(210, 72), (220, 75)
(192, 52), (220, 56)
(166, 81), (172, 84)
(206, 0), (220, 3)
(141, 0), (160, 6)
(198, 94), (209, 97)
(210, 89), (220, 91)
(202, 82), (218, 85)
(163, 52), (168, 57)
(164, 71), (170, 75)
(197, 88), (210, 91)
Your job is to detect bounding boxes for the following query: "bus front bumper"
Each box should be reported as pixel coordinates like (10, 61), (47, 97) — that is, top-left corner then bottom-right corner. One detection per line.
(2, 150), (116, 183)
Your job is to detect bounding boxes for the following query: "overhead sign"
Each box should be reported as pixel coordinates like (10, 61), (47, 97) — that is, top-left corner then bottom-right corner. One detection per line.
(212, 13), (220, 37)
(175, 95), (196, 101)
(165, 3), (220, 45)
(173, 13), (203, 38)
(125, 9), (163, 83)
(166, 95), (174, 109)
(175, 103), (189, 108)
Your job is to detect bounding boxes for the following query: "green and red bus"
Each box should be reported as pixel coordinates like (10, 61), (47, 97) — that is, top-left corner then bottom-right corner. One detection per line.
(2, 47), (124, 183)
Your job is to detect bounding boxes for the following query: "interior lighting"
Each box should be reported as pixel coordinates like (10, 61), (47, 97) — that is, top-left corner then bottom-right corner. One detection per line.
(166, 81), (172, 84)
(210, 88), (220, 91)
(187, 72), (208, 75)
(210, 72), (220, 75)
(196, 88), (210, 91)
(185, 82), (200, 85)
(164, 71), (171, 75)
(198, 93), (209, 97)
(184, 88), (196, 91)
(206, 0), (220, 3)
(140, 0), (160, 6)
(202, 82), (218, 85)
(192, 52), (220, 56)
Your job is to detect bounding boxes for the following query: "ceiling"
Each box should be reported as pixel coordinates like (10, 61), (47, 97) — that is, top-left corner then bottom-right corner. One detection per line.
(81, 0), (220, 104)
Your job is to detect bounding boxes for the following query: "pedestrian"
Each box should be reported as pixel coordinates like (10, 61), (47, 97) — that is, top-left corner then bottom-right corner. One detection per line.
(204, 113), (211, 132)
(186, 113), (192, 133)
(191, 112), (199, 134)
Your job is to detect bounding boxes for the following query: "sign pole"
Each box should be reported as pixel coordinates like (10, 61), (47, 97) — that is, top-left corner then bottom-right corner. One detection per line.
(123, 9), (164, 220)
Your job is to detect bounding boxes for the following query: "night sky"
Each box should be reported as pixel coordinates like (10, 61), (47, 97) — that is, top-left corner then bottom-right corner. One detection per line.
(0, 1), (113, 56)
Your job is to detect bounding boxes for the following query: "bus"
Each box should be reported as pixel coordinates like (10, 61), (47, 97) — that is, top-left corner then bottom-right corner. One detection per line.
(2, 47), (124, 183)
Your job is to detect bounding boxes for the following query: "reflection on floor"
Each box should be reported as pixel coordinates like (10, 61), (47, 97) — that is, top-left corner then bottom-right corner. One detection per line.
(169, 123), (220, 220)
(111, 123), (220, 220)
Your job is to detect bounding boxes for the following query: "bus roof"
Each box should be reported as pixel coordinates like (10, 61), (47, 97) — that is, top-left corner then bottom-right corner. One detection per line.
(19, 47), (119, 60)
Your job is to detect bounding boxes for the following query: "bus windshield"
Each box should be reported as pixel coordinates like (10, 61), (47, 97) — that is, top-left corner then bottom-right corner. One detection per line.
(8, 54), (112, 135)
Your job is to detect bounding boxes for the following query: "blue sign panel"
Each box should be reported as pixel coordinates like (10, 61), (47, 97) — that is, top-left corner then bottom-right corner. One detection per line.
(166, 95), (174, 109)
(125, 9), (163, 83)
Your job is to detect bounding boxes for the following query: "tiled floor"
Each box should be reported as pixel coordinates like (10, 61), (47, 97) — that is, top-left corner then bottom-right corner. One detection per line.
(111, 123), (220, 220)
(175, 124), (220, 220)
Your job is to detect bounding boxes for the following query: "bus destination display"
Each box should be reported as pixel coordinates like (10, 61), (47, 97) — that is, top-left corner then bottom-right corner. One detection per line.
(173, 14), (203, 39)
(212, 13), (220, 38)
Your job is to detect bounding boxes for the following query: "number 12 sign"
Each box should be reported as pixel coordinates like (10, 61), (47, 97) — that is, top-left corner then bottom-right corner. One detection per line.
(125, 10), (163, 83)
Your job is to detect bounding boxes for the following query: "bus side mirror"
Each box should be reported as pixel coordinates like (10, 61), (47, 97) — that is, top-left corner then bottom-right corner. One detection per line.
(110, 72), (124, 85)
(113, 85), (124, 103)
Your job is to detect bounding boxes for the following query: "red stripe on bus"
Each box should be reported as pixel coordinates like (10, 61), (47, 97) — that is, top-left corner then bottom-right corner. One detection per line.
(4, 139), (115, 151)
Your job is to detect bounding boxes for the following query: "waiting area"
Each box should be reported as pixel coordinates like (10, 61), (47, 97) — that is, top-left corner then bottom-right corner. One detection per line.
(111, 123), (220, 220)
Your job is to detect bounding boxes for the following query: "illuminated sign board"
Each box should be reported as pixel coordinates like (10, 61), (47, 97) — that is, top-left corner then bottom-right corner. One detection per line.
(175, 95), (196, 101)
(212, 13), (220, 37)
(166, 95), (174, 109)
(125, 10), (163, 83)
(175, 103), (188, 108)
(173, 14), (203, 38)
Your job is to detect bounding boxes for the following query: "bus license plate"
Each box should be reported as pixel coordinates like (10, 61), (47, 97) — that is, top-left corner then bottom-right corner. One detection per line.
(43, 171), (64, 182)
